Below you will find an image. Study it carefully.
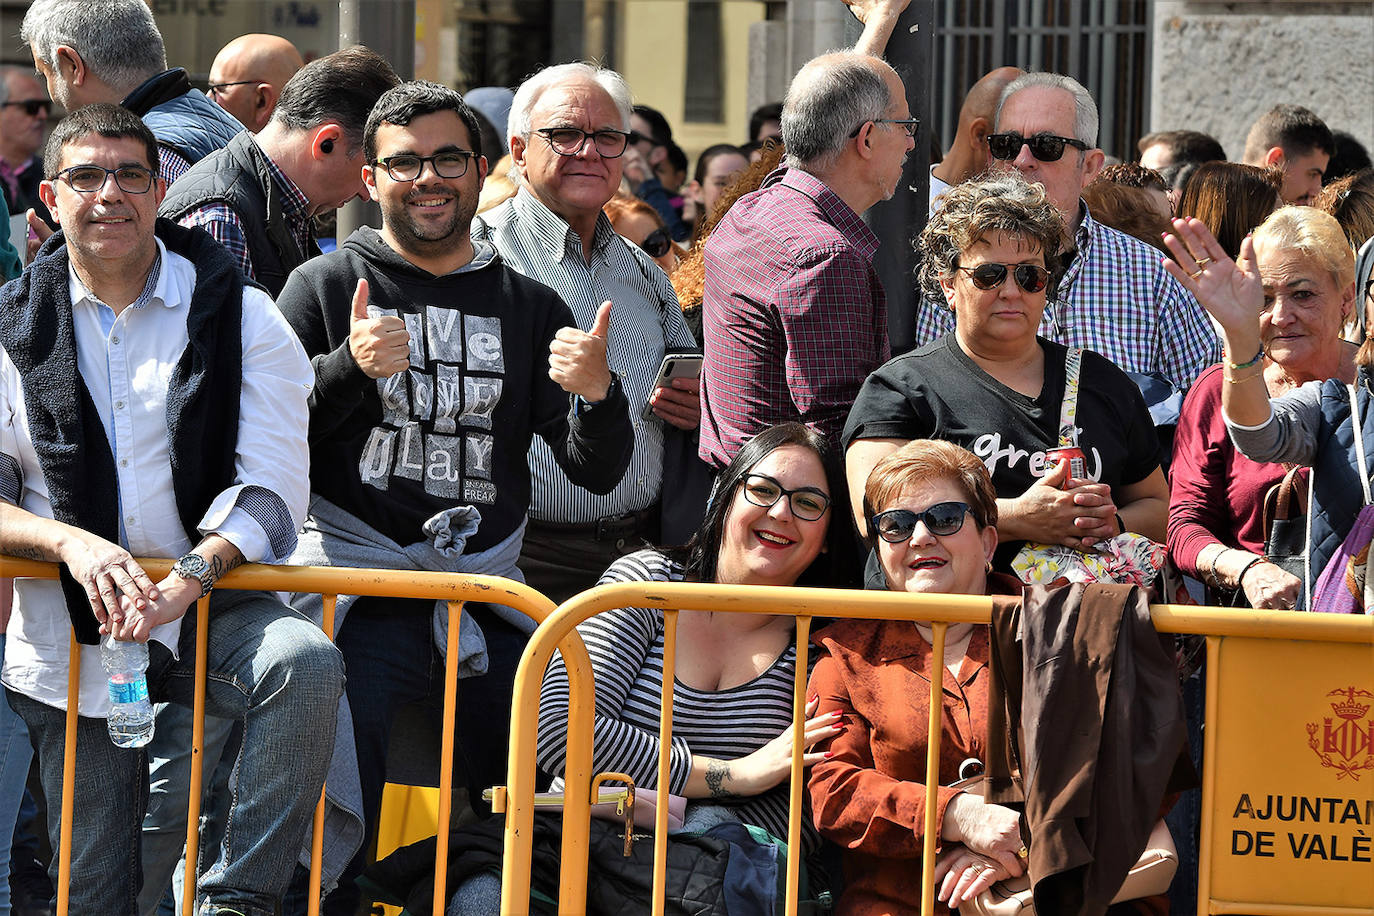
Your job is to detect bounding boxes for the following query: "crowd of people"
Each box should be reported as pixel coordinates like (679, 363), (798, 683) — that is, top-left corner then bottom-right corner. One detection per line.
(0, 0), (1370, 913)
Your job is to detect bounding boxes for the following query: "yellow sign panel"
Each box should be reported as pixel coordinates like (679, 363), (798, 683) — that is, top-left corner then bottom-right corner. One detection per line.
(1209, 636), (1374, 907)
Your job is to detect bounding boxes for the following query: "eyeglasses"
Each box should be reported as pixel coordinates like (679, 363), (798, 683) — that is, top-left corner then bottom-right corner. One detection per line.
(2, 99), (50, 117)
(627, 130), (660, 149)
(534, 127), (632, 159)
(205, 80), (257, 98)
(637, 228), (672, 258)
(52, 164), (154, 194)
(871, 502), (974, 543)
(955, 262), (1051, 294)
(373, 151), (476, 182)
(849, 117), (921, 139)
(987, 132), (1090, 163)
(739, 473), (831, 521)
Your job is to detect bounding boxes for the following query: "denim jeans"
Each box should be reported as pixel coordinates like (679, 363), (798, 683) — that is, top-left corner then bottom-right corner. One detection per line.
(0, 633), (34, 916)
(296, 598), (529, 916)
(9, 589), (344, 916)
(139, 705), (239, 916)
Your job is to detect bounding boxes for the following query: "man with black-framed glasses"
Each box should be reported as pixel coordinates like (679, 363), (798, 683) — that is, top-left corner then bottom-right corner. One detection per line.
(276, 80), (632, 911)
(0, 65), (53, 225)
(0, 101), (343, 916)
(205, 34), (304, 133)
(160, 47), (398, 297)
(913, 71), (1219, 394)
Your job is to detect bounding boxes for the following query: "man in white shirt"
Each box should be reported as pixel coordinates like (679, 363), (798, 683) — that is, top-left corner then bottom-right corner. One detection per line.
(0, 104), (342, 915)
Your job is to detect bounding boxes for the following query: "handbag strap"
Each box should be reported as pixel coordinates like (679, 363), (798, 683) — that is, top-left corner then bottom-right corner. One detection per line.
(1349, 384), (1372, 506)
(1056, 347), (1084, 447)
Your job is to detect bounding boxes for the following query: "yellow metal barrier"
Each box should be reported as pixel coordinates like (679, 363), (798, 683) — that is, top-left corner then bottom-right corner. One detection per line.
(502, 583), (1374, 916)
(0, 557), (557, 916)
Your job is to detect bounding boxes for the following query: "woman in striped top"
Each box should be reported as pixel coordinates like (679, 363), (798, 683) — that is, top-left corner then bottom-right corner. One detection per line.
(536, 422), (856, 844)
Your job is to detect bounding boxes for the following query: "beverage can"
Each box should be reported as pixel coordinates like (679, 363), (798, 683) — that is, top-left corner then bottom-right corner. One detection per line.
(1046, 446), (1086, 483)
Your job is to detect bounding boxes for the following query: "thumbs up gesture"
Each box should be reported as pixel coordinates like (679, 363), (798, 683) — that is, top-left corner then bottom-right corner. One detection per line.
(347, 278), (411, 379)
(549, 299), (614, 402)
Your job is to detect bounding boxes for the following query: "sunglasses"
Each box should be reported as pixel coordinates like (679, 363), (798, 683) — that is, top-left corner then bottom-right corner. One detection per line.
(740, 473), (831, 521)
(955, 262), (1050, 293)
(638, 228), (672, 258)
(987, 132), (1089, 163)
(3, 99), (50, 117)
(871, 502), (973, 543)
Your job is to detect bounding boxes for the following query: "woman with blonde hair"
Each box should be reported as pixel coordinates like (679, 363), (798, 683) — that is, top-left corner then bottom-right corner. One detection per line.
(1165, 207), (1367, 611)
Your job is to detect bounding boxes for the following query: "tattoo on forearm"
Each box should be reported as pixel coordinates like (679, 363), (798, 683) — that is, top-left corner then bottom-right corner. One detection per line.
(10, 546), (46, 561)
(208, 553), (244, 586)
(705, 760), (733, 799)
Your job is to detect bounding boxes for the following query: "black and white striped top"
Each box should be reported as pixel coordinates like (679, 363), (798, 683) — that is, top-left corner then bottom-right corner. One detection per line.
(537, 549), (814, 843)
(473, 191), (695, 523)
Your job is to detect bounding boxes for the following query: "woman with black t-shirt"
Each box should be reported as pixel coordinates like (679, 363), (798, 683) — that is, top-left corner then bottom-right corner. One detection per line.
(843, 173), (1168, 572)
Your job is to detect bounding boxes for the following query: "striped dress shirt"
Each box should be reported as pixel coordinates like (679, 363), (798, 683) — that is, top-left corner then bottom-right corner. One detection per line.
(473, 190), (695, 523)
(914, 205), (1220, 391)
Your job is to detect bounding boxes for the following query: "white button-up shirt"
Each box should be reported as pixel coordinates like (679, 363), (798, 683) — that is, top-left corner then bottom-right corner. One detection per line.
(0, 239), (313, 715)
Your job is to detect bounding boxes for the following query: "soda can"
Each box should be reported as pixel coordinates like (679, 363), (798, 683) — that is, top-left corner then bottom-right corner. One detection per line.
(1046, 446), (1086, 484)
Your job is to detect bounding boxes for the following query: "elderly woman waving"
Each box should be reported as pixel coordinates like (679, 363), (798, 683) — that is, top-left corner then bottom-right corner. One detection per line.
(1164, 213), (1369, 612)
(844, 173), (1168, 573)
(1167, 207), (1357, 608)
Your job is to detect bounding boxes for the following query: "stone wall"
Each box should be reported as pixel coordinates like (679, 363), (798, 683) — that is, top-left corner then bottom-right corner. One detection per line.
(1151, 2), (1374, 163)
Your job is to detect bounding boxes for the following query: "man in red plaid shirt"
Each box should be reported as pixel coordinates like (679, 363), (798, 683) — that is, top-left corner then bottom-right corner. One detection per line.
(698, 46), (913, 469)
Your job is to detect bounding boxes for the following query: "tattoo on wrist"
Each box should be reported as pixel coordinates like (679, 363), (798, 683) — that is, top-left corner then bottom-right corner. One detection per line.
(705, 760), (733, 799)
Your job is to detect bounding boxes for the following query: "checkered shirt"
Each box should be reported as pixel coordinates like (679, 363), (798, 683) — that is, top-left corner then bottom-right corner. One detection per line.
(157, 145), (192, 186)
(174, 143), (312, 280)
(913, 205), (1220, 391)
(699, 167), (890, 468)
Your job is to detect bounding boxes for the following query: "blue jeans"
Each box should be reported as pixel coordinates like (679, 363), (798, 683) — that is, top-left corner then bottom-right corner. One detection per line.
(139, 705), (239, 916)
(0, 633), (34, 916)
(9, 589), (344, 916)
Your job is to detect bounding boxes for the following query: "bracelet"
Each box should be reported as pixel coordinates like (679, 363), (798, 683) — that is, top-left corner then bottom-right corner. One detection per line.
(1225, 347), (1264, 371)
(1235, 555), (1266, 590)
(1223, 366), (1264, 385)
(1203, 546), (1230, 590)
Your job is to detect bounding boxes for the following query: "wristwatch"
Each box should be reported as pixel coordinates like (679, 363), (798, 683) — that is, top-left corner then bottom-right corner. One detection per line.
(171, 553), (214, 599)
(574, 371), (622, 415)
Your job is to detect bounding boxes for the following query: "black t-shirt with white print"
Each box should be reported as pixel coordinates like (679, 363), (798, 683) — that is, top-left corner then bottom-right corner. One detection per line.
(843, 333), (1160, 568)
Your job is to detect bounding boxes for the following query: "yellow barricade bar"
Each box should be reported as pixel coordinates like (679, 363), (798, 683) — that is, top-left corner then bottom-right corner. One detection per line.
(0, 557), (559, 916)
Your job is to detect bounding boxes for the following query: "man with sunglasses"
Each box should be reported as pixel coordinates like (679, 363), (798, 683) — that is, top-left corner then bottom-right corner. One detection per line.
(159, 47), (399, 296)
(0, 65), (53, 225)
(0, 102), (342, 916)
(276, 81), (632, 910)
(914, 72), (1218, 394)
(698, 45), (913, 470)
(474, 62), (698, 604)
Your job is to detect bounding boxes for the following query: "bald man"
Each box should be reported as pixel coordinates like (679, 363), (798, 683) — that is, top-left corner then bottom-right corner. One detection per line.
(207, 33), (304, 132)
(927, 66), (1023, 213)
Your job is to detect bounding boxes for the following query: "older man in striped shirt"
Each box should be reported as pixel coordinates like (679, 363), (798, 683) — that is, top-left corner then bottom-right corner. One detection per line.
(474, 62), (698, 604)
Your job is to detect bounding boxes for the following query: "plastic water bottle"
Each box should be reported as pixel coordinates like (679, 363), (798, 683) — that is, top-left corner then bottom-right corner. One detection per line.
(102, 635), (154, 748)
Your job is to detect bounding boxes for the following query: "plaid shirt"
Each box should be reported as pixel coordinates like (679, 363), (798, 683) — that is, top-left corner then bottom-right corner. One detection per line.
(914, 205), (1219, 391)
(157, 145), (192, 185)
(174, 143), (312, 280)
(699, 167), (890, 468)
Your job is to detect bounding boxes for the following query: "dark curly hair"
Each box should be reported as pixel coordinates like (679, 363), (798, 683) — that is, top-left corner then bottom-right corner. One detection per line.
(916, 172), (1066, 303)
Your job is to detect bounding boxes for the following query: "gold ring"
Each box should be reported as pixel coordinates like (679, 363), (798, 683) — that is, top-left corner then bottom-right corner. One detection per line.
(1189, 268), (1204, 280)
(1018, 846), (1029, 858)
(969, 863), (987, 874)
